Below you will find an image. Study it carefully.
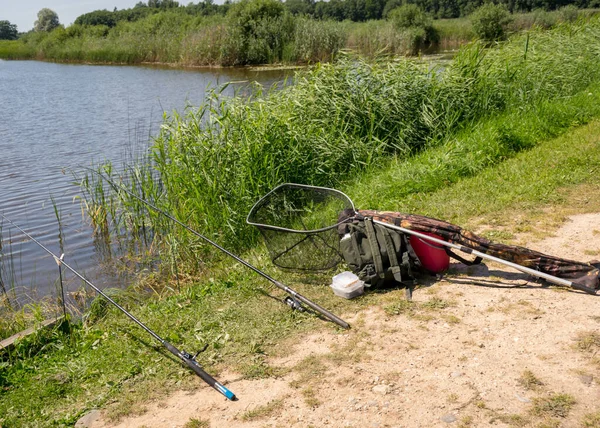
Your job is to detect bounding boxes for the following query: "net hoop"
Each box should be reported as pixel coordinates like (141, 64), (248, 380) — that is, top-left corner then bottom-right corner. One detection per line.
(246, 183), (357, 234)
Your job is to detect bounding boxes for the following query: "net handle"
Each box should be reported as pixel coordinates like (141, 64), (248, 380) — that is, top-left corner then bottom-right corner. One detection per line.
(246, 183), (357, 234)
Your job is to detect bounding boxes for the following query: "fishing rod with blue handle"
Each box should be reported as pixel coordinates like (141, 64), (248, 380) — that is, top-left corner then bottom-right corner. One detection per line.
(91, 170), (350, 330)
(0, 213), (237, 401)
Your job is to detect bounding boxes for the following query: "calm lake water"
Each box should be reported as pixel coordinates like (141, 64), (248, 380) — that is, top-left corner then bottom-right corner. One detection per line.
(0, 60), (290, 306)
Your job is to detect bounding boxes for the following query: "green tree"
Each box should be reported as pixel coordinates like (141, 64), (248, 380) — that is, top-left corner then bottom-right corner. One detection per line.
(388, 4), (439, 53)
(34, 8), (60, 32)
(74, 10), (117, 27)
(147, 0), (180, 8)
(223, 0), (294, 65)
(285, 0), (315, 15)
(0, 20), (18, 40)
(470, 3), (512, 42)
(389, 3), (431, 28)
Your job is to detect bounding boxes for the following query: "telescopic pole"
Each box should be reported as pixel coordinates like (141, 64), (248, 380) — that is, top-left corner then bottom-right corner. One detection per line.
(93, 171), (350, 329)
(372, 219), (598, 295)
(0, 213), (237, 401)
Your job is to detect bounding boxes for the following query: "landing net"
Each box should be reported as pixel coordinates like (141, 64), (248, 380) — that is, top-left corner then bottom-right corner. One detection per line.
(246, 183), (356, 270)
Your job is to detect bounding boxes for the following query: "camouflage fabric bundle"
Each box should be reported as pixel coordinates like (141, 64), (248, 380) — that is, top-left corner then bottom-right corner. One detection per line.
(359, 210), (600, 292)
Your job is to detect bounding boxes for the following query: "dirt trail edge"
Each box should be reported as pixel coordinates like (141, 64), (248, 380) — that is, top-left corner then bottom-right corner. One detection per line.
(92, 213), (600, 428)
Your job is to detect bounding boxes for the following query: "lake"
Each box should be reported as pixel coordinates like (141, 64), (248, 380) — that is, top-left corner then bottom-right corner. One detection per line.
(0, 60), (290, 308)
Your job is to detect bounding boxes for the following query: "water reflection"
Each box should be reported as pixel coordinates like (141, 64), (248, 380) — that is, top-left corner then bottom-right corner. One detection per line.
(0, 60), (292, 309)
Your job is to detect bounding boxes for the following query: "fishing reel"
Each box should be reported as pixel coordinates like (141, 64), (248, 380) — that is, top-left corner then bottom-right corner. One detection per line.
(182, 343), (209, 361)
(284, 296), (305, 312)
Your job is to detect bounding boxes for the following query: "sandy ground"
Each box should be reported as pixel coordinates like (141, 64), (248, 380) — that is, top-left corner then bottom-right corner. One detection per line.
(88, 213), (600, 428)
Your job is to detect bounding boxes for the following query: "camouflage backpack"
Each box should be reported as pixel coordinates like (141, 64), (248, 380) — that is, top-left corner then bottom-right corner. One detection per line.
(338, 216), (419, 289)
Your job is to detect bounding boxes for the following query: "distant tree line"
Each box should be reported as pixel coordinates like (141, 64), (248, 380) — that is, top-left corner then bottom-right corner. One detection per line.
(71, 0), (599, 26)
(74, 0), (230, 27)
(0, 0), (596, 42)
(0, 20), (18, 40)
(289, 0), (599, 20)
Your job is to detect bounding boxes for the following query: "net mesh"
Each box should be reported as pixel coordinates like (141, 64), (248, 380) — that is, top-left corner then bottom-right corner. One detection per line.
(247, 184), (356, 270)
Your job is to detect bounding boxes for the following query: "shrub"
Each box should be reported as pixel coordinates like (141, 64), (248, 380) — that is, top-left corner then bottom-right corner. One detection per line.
(389, 4), (431, 29)
(530, 8), (556, 29)
(470, 3), (512, 42)
(388, 4), (439, 54)
(222, 0), (295, 65)
(558, 5), (579, 23)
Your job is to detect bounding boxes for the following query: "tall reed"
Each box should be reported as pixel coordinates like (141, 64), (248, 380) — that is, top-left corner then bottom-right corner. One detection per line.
(82, 18), (600, 274)
(7, 9), (590, 65)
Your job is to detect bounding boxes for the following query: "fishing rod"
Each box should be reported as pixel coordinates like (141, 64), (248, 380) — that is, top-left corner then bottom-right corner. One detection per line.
(91, 170), (350, 330)
(0, 213), (237, 401)
(372, 219), (598, 295)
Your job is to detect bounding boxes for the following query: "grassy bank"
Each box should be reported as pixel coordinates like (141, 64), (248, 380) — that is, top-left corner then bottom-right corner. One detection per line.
(0, 8), (593, 66)
(83, 18), (600, 265)
(4, 18), (600, 426)
(3, 92), (600, 428)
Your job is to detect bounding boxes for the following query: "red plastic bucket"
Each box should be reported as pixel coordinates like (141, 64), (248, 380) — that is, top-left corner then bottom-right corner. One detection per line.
(409, 232), (450, 273)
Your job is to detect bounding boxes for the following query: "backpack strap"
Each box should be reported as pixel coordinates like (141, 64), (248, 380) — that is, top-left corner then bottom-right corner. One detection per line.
(379, 225), (403, 283)
(364, 218), (386, 280)
(444, 247), (483, 266)
(402, 235), (420, 300)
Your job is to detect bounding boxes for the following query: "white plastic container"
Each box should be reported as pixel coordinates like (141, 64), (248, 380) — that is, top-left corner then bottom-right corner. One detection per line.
(330, 271), (365, 299)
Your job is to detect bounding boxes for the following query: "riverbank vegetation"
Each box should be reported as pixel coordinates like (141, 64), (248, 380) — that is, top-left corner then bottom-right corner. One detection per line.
(84, 17), (600, 259)
(0, 0), (594, 65)
(3, 17), (600, 426)
(4, 62), (600, 428)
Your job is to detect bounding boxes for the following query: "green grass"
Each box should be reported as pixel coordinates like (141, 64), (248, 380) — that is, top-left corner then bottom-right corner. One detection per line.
(5, 19), (600, 427)
(3, 9), (595, 65)
(82, 18), (600, 271)
(5, 99), (600, 428)
(240, 398), (285, 421)
(432, 17), (474, 50)
(348, 85), (600, 225)
(7, 104), (600, 423)
(0, 41), (35, 59)
(531, 393), (576, 418)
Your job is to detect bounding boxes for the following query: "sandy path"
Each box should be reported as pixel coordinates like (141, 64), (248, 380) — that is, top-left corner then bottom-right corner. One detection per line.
(88, 213), (600, 428)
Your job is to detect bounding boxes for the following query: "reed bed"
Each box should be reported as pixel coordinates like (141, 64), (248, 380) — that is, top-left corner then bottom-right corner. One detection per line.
(81, 18), (600, 275)
(4, 8), (591, 65)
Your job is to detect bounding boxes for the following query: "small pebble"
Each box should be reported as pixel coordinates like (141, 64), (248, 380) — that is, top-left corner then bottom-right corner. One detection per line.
(515, 393), (530, 403)
(441, 414), (457, 423)
(578, 374), (594, 386)
(372, 384), (390, 395)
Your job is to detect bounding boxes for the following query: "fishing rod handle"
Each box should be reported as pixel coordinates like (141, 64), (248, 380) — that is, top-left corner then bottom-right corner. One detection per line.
(277, 283), (350, 329)
(163, 341), (237, 401)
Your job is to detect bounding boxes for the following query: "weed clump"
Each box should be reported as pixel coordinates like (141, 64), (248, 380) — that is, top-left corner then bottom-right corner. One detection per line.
(385, 299), (416, 316)
(531, 393), (576, 418)
(240, 398), (285, 421)
(582, 411), (600, 427)
(518, 370), (544, 390)
(574, 331), (600, 353)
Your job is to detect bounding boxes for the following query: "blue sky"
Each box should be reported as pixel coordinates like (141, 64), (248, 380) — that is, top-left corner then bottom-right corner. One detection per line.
(0, 0), (143, 32)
